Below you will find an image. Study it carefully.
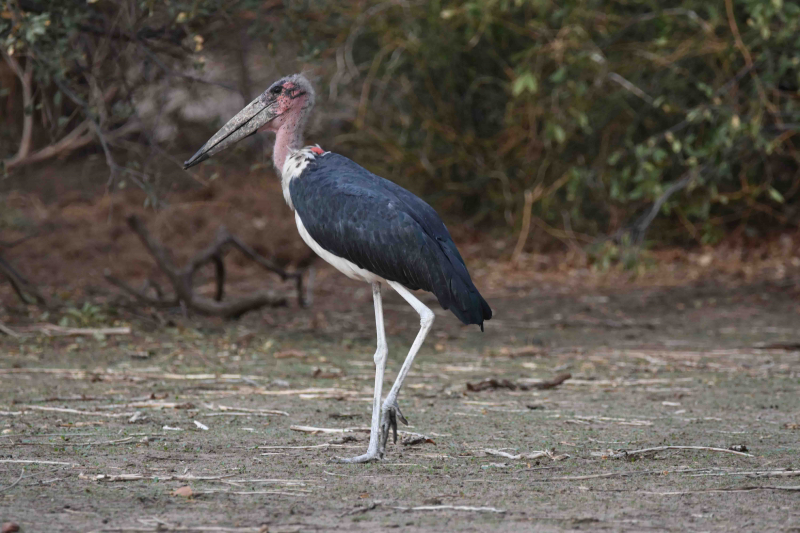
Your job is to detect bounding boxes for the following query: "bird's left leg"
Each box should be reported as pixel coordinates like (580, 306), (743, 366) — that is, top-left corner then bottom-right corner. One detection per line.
(331, 281), (387, 463)
(381, 281), (435, 453)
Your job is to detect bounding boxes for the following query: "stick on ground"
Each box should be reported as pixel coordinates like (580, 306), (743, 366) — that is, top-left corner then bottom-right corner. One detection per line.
(393, 505), (506, 513)
(612, 445), (754, 459)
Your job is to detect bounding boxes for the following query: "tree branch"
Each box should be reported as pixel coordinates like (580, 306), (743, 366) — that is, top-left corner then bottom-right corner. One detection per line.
(1, 51), (34, 169)
(631, 165), (708, 246)
(0, 255), (46, 306)
(108, 216), (308, 319)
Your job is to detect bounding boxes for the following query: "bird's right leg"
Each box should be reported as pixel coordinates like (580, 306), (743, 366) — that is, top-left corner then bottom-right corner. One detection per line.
(330, 281), (387, 463)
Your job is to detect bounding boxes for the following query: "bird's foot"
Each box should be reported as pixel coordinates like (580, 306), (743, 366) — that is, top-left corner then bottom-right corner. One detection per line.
(379, 398), (408, 453)
(328, 450), (382, 464)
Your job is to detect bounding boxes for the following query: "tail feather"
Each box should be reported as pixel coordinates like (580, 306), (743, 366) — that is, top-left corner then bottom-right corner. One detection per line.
(434, 247), (492, 330)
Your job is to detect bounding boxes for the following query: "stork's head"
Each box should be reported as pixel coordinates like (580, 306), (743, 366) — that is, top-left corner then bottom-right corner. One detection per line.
(184, 73), (315, 169)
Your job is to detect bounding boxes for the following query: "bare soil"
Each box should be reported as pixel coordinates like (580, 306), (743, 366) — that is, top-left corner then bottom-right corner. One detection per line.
(1, 164), (799, 532)
(1, 269), (799, 532)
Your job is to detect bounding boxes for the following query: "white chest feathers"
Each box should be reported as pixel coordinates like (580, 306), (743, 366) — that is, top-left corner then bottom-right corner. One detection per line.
(294, 212), (382, 284)
(280, 146), (327, 210)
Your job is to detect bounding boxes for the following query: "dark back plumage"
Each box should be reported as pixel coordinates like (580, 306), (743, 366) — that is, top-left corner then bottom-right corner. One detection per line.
(290, 153), (492, 329)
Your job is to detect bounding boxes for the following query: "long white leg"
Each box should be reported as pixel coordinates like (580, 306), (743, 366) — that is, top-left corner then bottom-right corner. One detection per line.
(381, 280), (435, 451)
(332, 281), (387, 463)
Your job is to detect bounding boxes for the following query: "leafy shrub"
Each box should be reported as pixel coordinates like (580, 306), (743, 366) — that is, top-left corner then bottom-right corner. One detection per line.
(319, 0), (800, 246)
(2, 0), (798, 248)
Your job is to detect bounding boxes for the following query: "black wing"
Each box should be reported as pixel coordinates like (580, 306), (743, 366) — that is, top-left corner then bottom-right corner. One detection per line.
(290, 153), (492, 328)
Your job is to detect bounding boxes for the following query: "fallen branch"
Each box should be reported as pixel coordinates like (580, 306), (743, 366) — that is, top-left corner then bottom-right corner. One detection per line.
(0, 368), (269, 383)
(613, 445), (754, 459)
(88, 527), (264, 533)
(221, 478), (317, 486)
(40, 437), (136, 447)
(259, 444), (361, 450)
(466, 373), (571, 392)
(106, 216), (306, 318)
(338, 501), (379, 517)
(639, 485), (800, 495)
(484, 448), (549, 460)
(393, 505), (505, 513)
(191, 489), (310, 496)
(534, 373), (573, 390)
(80, 473), (239, 482)
(529, 467), (794, 482)
(21, 394), (102, 403)
(691, 470), (800, 478)
(290, 425), (370, 435)
(201, 404), (289, 417)
(20, 405), (135, 418)
(0, 459), (77, 466)
(532, 468), (701, 482)
(11, 325), (131, 338)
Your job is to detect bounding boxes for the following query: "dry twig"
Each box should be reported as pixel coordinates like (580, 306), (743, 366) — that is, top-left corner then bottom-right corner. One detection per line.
(11, 325), (130, 338)
(258, 444), (361, 450)
(80, 473), (239, 482)
(691, 470), (799, 479)
(201, 404), (289, 416)
(643, 486), (800, 495)
(0, 459), (77, 466)
(20, 405), (135, 418)
(466, 373), (571, 392)
(89, 526), (264, 533)
(191, 489), (310, 496)
(485, 449), (549, 460)
(290, 425), (370, 435)
(338, 501), (380, 517)
(612, 445), (754, 459)
(393, 505), (505, 513)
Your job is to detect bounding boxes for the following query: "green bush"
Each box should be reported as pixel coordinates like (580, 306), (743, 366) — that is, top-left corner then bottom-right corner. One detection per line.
(3, 0), (799, 248)
(319, 0), (800, 246)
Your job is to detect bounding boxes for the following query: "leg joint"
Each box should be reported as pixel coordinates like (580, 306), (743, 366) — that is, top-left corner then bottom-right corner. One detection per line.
(373, 342), (388, 365)
(420, 308), (435, 328)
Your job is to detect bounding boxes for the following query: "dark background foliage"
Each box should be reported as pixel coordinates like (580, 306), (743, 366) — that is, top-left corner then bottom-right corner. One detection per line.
(2, 0), (798, 252)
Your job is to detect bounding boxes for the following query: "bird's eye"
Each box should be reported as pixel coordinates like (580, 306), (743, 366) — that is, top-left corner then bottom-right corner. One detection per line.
(270, 86), (283, 95)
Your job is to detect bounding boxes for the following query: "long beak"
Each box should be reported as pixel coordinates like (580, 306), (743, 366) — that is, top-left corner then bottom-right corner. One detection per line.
(183, 96), (278, 169)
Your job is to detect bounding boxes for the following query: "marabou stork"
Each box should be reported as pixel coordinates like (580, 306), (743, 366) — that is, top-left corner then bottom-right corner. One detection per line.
(184, 74), (492, 463)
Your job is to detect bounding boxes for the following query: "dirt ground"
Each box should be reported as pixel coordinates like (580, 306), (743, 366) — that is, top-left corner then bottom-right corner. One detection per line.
(1, 161), (800, 531)
(1, 265), (799, 532)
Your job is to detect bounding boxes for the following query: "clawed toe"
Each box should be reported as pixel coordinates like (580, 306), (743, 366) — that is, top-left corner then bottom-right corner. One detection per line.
(380, 399), (409, 453)
(328, 453), (381, 464)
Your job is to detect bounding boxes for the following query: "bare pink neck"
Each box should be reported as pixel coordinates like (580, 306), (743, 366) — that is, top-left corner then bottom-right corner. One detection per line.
(272, 107), (307, 173)
(273, 127), (302, 172)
